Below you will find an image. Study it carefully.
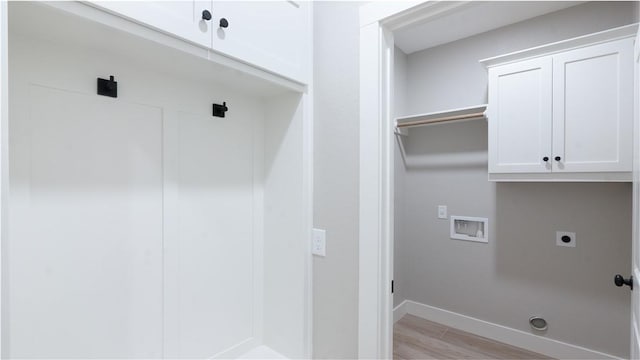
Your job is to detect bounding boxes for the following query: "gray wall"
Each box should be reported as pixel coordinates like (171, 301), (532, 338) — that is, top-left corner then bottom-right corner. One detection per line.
(405, 1), (638, 115)
(312, 2), (360, 358)
(394, 2), (635, 358)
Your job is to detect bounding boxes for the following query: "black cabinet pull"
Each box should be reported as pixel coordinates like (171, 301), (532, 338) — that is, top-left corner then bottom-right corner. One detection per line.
(614, 274), (633, 290)
(543, 156), (549, 162)
(554, 156), (561, 161)
(219, 18), (229, 28)
(202, 10), (212, 21)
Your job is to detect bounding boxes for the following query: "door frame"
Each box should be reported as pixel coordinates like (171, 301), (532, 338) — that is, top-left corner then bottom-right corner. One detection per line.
(358, 2), (640, 359)
(358, 2), (472, 358)
(631, 20), (640, 360)
(0, 1), (7, 356)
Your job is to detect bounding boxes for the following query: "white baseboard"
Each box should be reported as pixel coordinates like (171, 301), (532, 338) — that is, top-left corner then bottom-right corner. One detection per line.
(393, 301), (408, 323)
(211, 337), (260, 359)
(394, 299), (620, 360)
(236, 345), (287, 359)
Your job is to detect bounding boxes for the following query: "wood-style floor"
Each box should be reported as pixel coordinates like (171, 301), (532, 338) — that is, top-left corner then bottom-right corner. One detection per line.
(394, 315), (552, 360)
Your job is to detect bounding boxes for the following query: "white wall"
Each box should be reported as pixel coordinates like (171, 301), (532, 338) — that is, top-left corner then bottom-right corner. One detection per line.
(6, 3), (309, 358)
(394, 2), (635, 357)
(8, 31), (257, 359)
(312, 2), (361, 358)
(263, 92), (308, 358)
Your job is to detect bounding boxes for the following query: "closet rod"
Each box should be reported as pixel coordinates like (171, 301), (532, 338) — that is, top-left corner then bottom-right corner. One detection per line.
(396, 112), (485, 128)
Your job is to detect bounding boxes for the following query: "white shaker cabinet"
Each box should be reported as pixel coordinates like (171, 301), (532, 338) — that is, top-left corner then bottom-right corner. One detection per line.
(89, 1), (310, 84)
(483, 25), (636, 181)
(92, 1), (214, 49)
(552, 38), (633, 174)
(487, 57), (552, 174)
(212, 1), (309, 83)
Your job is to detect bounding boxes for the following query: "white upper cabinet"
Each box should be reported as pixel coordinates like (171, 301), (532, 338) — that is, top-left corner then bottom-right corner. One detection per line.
(488, 57), (552, 174)
(483, 25), (637, 181)
(212, 1), (309, 83)
(552, 38), (634, 174)
(89, 1), (310, 84)
(92, 1), (214, 48)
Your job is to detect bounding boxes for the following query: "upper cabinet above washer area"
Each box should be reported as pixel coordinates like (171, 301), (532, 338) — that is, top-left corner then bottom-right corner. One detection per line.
(481, 24), (638, 182)
(90, 1), (311, 84)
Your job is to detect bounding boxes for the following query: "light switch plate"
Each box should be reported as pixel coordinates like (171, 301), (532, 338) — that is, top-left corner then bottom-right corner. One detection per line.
(438, 205), (447, 219)
(312, 228), (326, 256)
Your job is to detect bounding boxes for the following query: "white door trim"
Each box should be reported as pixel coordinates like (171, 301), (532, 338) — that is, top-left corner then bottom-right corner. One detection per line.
(358, 20), (394, 359)
(0, 1), (7, 356)
(358, 2), (474, 358)
(631, 23), (640, 360)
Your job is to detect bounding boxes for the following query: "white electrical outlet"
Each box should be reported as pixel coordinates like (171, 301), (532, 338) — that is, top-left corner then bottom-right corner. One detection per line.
(438, 205), (447, 219)
(312, 228), (326, 256)
(556, 231), (576, 247)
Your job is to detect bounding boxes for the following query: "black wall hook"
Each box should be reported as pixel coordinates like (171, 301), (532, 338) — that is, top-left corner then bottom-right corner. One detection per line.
(213, 102), (228, 118)
(615, 274), (634, 290)
(97, 75), (118, 98)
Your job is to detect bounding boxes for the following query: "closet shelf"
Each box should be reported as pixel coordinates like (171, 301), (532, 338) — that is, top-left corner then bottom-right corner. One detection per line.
(395, 104), (487, 135)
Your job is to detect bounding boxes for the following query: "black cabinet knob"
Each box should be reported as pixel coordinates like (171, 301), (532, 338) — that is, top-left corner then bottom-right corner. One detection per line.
(202, 10), (212, 21)
(554, 156), (561, 161)
(614, 274), (633, 290)
(543, 156), (549, 162)
(219, 18), (229, 28)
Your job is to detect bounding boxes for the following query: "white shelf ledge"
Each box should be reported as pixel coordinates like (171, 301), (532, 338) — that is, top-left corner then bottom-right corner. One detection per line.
(395, 104), (487, 135)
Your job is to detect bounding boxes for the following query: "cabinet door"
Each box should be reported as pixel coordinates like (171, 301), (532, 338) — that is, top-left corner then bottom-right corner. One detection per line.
(552, 38), (634, 173)
(211, 1), (310, 83)
(91, 1), (213, 48)
(488, 57), (553, 173)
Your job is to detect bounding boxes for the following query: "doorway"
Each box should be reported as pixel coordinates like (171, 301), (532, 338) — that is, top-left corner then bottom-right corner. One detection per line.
(359, 2), (639, 359)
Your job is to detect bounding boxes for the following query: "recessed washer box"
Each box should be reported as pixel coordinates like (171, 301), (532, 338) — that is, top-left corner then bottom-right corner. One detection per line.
(450, 216), (489, 243)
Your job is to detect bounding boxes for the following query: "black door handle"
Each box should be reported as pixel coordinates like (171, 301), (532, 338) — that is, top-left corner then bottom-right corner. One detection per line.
(202, 10), (212, 21)
(614, 274), (633, 290)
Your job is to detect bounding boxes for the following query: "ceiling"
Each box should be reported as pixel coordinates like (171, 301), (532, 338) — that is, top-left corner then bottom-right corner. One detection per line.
(394, 1), (584, 54)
